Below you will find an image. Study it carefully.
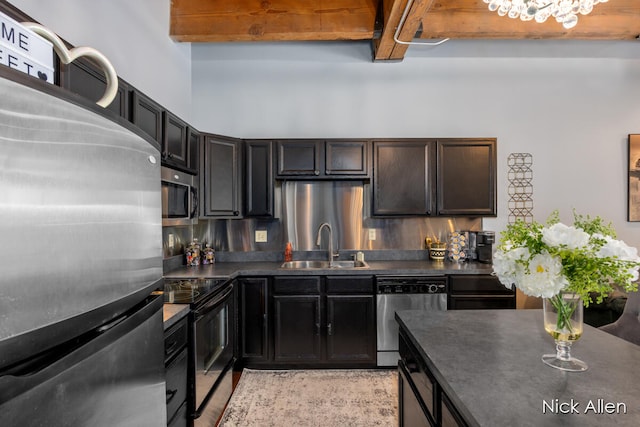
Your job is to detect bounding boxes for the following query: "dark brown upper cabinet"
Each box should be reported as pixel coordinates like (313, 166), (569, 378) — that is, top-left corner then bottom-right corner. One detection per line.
(325, 140), (369, 177)
(59, 57), (130, 119)
(201, 134), (242, 218)
(276, 140), (370, 179)
(245, 140), (274, 217)
(162, 111), (188, 170)
(162, 112), (198, 174)
(131, 90), (162, 144)
(372, 140), (436, 216)
(436, 139), (497, 216)
(187, 128), (200, 174)
(276, 140), (322, 177)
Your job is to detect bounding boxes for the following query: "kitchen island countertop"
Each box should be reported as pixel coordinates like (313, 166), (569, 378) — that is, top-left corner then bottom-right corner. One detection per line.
(163, 259), (495, 280)
(396, 309), (640, 426)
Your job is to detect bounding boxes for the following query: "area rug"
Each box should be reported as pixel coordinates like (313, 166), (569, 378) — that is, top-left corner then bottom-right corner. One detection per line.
(218, 369), (398, 427)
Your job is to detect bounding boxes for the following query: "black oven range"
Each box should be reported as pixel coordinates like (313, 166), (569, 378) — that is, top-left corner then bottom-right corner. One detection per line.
(164, 278), (236, 427)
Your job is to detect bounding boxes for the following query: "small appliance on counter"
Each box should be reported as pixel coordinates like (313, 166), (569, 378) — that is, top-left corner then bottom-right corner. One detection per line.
(477, 231), (495, 263)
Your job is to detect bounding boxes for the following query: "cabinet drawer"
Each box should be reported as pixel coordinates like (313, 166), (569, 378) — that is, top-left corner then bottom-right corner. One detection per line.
(326, 276), (374, 294)
(449, 295), (516, 310)
(164, 318), (188, 363)
(449, 275), (513, 294)
(273, 276), (321, 294)
(165, 348), (188, 422)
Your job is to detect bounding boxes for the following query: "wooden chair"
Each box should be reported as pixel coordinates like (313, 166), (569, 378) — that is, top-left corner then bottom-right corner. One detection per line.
(599, 290), (640, 346)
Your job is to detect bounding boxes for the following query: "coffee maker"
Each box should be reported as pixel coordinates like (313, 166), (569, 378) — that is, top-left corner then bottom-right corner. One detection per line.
(476, 231), (495, 264)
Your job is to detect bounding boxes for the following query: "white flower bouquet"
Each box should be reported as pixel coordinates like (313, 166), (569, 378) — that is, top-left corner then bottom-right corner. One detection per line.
(493, 211), (640, 305)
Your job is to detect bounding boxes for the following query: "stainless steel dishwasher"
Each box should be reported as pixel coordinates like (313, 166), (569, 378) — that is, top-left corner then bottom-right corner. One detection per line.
(376, 276), (447, 367)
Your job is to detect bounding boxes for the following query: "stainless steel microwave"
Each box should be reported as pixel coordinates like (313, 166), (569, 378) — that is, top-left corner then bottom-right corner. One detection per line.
(161, 166), (198, 226)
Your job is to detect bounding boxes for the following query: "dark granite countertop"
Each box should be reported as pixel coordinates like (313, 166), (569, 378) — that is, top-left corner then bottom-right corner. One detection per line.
(163, 260), (495, 280)
(396, 309), (640, 426)
(162, 304), (190, 330)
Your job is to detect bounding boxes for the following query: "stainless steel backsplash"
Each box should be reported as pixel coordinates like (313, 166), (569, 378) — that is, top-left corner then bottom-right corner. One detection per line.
(163, 181), (481, 257)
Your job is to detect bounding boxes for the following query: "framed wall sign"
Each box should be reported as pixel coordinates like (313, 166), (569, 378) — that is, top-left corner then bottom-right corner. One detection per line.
(629, 135), (640, 222)
(0, 11), (54, 83)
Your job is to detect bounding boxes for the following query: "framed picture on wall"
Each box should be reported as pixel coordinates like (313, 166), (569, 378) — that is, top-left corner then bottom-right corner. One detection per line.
(629, 135), (640, 222)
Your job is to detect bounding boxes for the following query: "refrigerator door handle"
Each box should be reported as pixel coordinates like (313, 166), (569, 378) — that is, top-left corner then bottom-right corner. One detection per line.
(96, 314), (127, 333)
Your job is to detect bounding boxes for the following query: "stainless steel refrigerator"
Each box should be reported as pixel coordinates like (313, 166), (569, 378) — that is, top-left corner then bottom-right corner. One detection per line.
(0, 69), (166, 426)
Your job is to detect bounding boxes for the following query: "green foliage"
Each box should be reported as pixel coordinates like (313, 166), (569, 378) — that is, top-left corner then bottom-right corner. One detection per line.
(495, 210), (639, 306)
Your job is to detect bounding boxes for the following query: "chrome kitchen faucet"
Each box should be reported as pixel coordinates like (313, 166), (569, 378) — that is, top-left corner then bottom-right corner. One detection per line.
(316, 222), (339, 267)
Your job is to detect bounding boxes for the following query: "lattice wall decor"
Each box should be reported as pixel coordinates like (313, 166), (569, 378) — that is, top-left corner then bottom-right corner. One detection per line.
(507, 153), (533, 224)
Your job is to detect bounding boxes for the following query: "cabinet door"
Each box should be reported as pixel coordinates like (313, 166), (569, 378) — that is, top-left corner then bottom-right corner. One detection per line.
(165, 348), (188, 424)
(441, 392), (468, 427)
(131, 90), (163, 144)
(273, 295), (322, 362)
(325, 140), (370, 177)
(276, 140), (322, 177)
(399, 362), (432, 427)
(436, 139), (496, 216)
(201, 134), (242, 217)
(326, 295), (376, 363)
(162, 111), (189, 171)
(60, 58), (129, 119)
(240, 278), (270, 362)
(187, 127), (200, 173)
(373, 140), (436, 216)
(245, 140), (274, 217)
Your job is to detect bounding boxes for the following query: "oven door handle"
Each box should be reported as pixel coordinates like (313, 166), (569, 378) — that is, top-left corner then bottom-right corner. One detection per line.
(195, 284), (233, 318)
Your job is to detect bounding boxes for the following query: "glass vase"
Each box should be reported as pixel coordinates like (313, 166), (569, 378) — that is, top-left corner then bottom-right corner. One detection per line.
(541, 292), (588, 372)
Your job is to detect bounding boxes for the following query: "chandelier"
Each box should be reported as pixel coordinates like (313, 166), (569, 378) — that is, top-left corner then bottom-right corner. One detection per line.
(482, 0), (608, 29)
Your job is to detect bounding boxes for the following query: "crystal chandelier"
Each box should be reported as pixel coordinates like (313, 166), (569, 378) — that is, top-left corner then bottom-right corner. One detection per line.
(482, 0), (608, 29)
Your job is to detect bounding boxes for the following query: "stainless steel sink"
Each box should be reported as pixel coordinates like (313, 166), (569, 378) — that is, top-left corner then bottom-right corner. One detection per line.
(279, 260), (370, 269)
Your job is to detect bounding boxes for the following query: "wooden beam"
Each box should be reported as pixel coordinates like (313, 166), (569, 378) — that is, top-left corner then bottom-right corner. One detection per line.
(373, 0), (436, 61)
(170, 0), (379, 42)
(420, 0), (640, 40)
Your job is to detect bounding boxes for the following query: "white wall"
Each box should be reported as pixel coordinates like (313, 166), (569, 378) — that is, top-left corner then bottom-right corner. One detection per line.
(10, 0), (192, 121)
(191, 40), (640, 248)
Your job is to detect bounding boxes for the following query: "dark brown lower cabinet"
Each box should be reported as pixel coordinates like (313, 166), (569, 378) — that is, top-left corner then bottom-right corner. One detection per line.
(240, 277), (270, 363)
(326, 294), (375, 362)
(441, 392), (467, 427)
(273, 294), (323, 362)
(448, 275), (515, 310)
(399, 361), (433, 427)
(399, 329), (467, 427)
(165, 350), (188, 426)
(239, 275), (376, 367)
(164, 317), (189, 426)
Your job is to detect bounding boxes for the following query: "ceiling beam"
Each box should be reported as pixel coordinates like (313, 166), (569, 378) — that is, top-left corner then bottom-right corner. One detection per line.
(170, 0), (379, 42)
(170, 0), (640, 63)
(373, 0), (436, 62)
